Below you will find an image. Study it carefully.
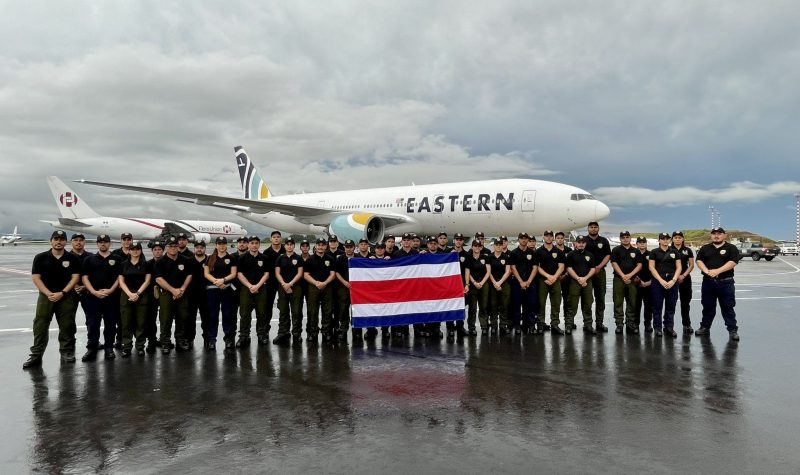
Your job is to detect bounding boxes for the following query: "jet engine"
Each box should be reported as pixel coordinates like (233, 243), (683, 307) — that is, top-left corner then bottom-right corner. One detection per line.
(191, 232), (211, 245)
(328, 213), (385, 245)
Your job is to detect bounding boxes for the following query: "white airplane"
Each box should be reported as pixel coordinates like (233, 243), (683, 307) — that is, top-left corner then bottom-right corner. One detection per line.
(0, 226), (26, 246)
(76, 146), (611, 244)
(42, 176), (247, 242)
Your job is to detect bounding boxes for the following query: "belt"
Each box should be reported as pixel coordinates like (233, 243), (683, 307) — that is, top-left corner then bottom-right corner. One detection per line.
(704, 276), (733, 282)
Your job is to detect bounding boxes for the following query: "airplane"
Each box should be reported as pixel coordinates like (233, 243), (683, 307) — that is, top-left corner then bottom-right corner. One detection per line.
(42, 176), (247, 243)
(0, 226), (27, 246)
(76, 146), (611, 244)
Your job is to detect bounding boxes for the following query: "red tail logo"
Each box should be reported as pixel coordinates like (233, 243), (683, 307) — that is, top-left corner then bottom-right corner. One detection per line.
(59, 192), (79, 208)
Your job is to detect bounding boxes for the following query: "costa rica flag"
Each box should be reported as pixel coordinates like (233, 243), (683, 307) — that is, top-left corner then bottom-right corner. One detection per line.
(348, 253), (466, 328)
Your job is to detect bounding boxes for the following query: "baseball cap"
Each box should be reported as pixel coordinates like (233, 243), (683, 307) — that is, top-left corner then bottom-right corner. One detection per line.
(316, 238), (327, 244)
(518, 232), (530, 239)
(471, 240), (482, 247)
(120, 233), (133, 240)
(493, 238), (502, 245)
(672, 230), (684, 237)
(375, 242), (386, 248)
(130, 241), (143, 250)
(96, 234), (111, 243)
(453, 233), (465, 240)
(50, 230), (67, 240)
(427, 236), (437, 243)
(246, 235), (260, 242)
(270, 230), (282, 237)
(402, 233), (412, 240)
(344, 239), (356, 246)
(474, 231), (485, 238)
(575, 235), (587, 242)
(711, 227), (726, 234)
(636, 236), (647, 243)
(284, 237), (295, 245)
(328, 235), (338, 242)
(620, 230), (631, 237)
(499, 235), (508, 242)
(215, 236), (228, 244)
(194, 240), (206, 247)
(555, 231), (565, 238)
(543, 230), (554, 236)
(658, 232), (671, 240)
(359, 238), (370, 244)
(165, 236), (178, 245)
(437, 232), (447, 238)
(588, 221), (599, 226)
(300, 239), (310, 246)
(150, 240), (164, 249)
(385, 234), (395, 240)
(176, 232), (189, 240)
(70, 233), (85, 240)
(236, 236), (247, 243)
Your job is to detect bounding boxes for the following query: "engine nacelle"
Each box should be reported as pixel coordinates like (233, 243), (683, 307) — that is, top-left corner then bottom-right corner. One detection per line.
(328, 213), (385, 245)
(192, 233), (211, 245)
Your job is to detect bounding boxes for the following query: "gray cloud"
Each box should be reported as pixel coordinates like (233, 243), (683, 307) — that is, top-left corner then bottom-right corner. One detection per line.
(595, 181), (800, 207)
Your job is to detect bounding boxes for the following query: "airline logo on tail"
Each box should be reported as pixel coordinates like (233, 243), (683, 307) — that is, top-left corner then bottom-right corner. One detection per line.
(60, 192), (79, 208)
(235, 146), (270, 200)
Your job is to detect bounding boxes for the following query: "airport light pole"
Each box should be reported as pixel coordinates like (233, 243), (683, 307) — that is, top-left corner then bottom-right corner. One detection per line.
(795, 193), (799, 247)
(709, 206), (720, 229)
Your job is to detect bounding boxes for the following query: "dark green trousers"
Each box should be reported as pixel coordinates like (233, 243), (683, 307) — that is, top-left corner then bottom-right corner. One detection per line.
(467, 284), (489, 331)
(565, 279), (594, 327)
(306, 285), (333, 334)
(30, 293), (77, 357)
(489, 281), (511, 327)
(336, 286), (351, 333)
(158, 292), (189, 345)
(120, 292), (150, 350)
(612, 276), (638, 326)
(277, 287), (304, 337)
(239, 287), (269, 338)
(536, 277), (562, 326)
(590, 268), (607, 323)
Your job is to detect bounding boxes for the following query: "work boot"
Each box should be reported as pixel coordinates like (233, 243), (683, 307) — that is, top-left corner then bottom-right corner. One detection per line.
(236, 336), (251, 348)
(583, 326), (596, 335)
(564, 327), (572, 335)
(550, 326), (564, 336)
(625, 325), (637, 335)
(23, 355), (42, 369)
(272, 334), (291, 345)
(729, 331), (740, 341)
(655, 329), (663, 337)
(207, 341), (217, 350)
(665, 328), (678, 338)
(570, 323), (578, 330)
(146, 342), (157, 354)
(695, 327), (710, 336)
(615, 325), (623, 334)
(104, 348), (116, 359)
(644, 325), (653, 333)
(121, 348), (131, 358)
(292, 334), (303, 343)
(596, 323), (608, 333)
(258, 336), (270, 346)
(162, 346), (171, 355)
(60, 352), (76, 363)
(137, 348), (145, 356)
(81, 349), (98, 362)
(683, 326), (694, 335)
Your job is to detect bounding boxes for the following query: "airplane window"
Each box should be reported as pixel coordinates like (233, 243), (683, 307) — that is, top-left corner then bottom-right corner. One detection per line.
(570, 194), (578, 201)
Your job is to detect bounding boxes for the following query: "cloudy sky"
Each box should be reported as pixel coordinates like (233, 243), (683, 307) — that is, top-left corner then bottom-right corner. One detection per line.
(2, 1), (799, 239)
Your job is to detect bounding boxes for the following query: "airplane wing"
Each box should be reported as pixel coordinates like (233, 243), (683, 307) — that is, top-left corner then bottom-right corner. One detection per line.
(76, 180), (412, 228)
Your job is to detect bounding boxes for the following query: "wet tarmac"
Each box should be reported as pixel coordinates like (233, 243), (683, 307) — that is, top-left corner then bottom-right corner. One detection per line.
(2, 245), (800, 473)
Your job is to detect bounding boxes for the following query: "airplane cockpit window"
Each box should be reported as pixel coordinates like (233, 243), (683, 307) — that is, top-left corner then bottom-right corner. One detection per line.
(570, 193), (598, 201)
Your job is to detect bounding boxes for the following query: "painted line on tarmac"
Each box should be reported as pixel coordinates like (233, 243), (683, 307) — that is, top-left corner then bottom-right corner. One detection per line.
(736, 258), (800, 277)
(0, 266), (30, 276)
(0, 289), (37, 294)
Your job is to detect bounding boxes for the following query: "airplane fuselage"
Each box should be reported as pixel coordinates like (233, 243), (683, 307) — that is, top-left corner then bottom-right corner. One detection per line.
(46, 217), (246, 241)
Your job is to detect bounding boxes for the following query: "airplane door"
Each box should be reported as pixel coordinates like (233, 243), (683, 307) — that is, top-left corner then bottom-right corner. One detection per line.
(522, 190), (536, 212)
(317, 200), (326, 208)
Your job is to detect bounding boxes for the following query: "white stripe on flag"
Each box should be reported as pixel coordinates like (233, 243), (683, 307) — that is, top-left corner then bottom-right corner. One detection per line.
(351, 297), (465, 318)
(349, 262), (461, 282)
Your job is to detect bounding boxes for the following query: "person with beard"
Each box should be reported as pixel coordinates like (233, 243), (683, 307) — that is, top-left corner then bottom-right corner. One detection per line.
(695, 227), (741, 341)
(154, 236), (193, 354)
(510, 232), (538, 335)
(535, 230), (566, 335)
(23, 231), (81, 369)
(81, 234), (121, 361)
(274, 238), (304, 344)
(185, 240), (209, 348)
(583, 221), (611, 333)
(236, 235), (269, 348)
(565, 236), (596, 336)
(610, 231), (642, 334)
(68, 233), (92, 329)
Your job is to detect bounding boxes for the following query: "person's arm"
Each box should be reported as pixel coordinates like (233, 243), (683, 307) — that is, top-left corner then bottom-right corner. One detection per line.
(336, 272), (350, 288)
(118, 274), (134, 298)
(681, 258), (694, 279)
(498, 265), (511, 285)
(478, 265), (491, 286)
(611, 261), (624, 278)
(627, 263), (642, 281)
(553, 263), (565, 279)
(225, 266), (238, 285)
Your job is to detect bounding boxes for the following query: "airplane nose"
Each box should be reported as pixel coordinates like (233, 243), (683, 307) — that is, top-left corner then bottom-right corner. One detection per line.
(595, 201), (611, 221)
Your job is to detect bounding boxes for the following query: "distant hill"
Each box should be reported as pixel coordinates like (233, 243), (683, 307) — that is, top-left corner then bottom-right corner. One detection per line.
(633, 229), (776, 247)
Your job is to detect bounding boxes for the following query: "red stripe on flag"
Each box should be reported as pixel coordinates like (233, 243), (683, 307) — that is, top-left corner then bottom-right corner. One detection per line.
(350, 275), (464, 305)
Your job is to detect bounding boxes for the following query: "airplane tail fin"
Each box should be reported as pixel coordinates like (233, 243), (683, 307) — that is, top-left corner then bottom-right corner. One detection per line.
(46, 176), (100, 219)
(12, 226), (17, 236)
(234, 146), (271, 200)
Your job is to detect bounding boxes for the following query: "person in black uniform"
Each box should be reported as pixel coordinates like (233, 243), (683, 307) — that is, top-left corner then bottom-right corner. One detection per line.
(610, 231), (642, 334)
(437, 232), (453, 253)
(69, 233), (92, 328)
(372, 242), (390, 260)
(487, 239), (512, 335)
(176, 232), (193, 258)
(565, 235), (596, 335)
(392, 233), (417, 339)
(584, 221), (611, 332)
(411, 234), (422, 252)
(274, 238), (304, 344)
(304, 238), (336, 342)
(671, 231), (696, 335)
(633, 236), (653, 334)
(464, 239), (491, 335)
(186, 240), (208, 348)
(298, 239), (312, 337)
(421, 237), (444, 338)
(447, 232), (469, 340)
(384, 234), (398, 257)
(328, 235), (345, 258)
(474, 232), (491, 257)
(261, 231), (285, 345)
(370, 242), (392, 340)
(230, 236), (249, 336)
(648, 232), (683, 338)
(145, 240), (164, 352)
(695, 227), (741, 341)
(510, 232), (538, 335)
(81, 234), (121, 361)
(203, 237), (238, 351)
(118, 241), (151, 356)
(554, 232), (571, 325)
(535, 230), (566, 335)
(154, 236), (193, 353)
(23, 231), (81, 369)
(111, 232), (133, 261)
(335, 240), (358, 342)
(236, 235), (269, 347)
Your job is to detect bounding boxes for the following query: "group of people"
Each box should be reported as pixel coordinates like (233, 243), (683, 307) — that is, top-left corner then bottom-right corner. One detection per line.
(22, 222), (741, 369)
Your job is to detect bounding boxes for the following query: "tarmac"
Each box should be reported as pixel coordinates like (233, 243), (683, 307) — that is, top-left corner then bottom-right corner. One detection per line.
(1, 244), (800, 473)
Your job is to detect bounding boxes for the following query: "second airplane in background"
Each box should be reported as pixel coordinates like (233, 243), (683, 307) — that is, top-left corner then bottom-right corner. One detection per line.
(78, 146), (610, 243)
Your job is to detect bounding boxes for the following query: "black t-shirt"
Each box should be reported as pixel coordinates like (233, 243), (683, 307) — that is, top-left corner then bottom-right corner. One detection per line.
(305, 253), (335, 282)
(31, 250), (81, 293)
(70, 250), (93, 264)
(146, 259), (159, 289)
(237, 252), (269, 285)
(204, 253), (238, 280)
(179, 248), (193, 259)
(535, 245), (565, 276)
(456, 249), (470, 283)
(188, 255), (207, 289)
(510, 246), (538, 281)
(276, 253), (304, 283)
(110, 248), (131, 262)
(464, 252), (489, 282)
(326, 247), (345, 259)
(154, 254), (193, 289)
(696, 242), (739, 279)
(635, 250), (652, 281)
(488, 252), (511, 281)
(584, 235), (611, 265)
(672, 245), (695, 271)
(120, 258), (150, 291)
(82, 253), (121, 290)
(567, 249), (595, 277)
(370, 252), (391, 260)
(394, 248), (418, 257)
(611, 245), (641, 275)
(649, 246), (679, 279)
(334, 254), (354, 281)
(263, 245), (285, 286)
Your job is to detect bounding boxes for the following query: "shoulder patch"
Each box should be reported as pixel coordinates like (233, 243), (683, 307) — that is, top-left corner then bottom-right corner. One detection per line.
(108, 259), (116, 266)
(479, 259), (485, 265)
(527, 254), (532, 260)
(500, 259), (506, 265)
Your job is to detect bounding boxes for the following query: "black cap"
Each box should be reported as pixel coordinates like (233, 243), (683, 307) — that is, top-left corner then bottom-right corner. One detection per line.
(402, 233), (412, 240)
(215, 236), (228, 244)
(300, 239), (310, 246)
(359, 238), (369, 244)
(427, 236), (437, 243)
(96, 234), (111, 243)
(120, 233), (133, 240)
(672, 230), (684, 237)
(543, 230), (554, 236)
(246, 235), (260, 242)
(270, 230), (281, 237)
(410, 233), (419, 240)
(236, 236), (247, 243)
(328, 235), (338, 242)
(176, 232), (189, 240)
(130, 241), (143, 250)
(165, 236), (178, 245)
(454, 233), (465, 239)
(518, 232), (530, 239)
(50, 230), (67, 240)
(375, 242), (386, 248)
(493, 238), (502, 245)
(530, 235), (537, 241)
(344, 239), (356, 246)
(150, 240), (164, 249)
(70, 233), (85, 240)
(194, 240), (206, 247)
(437, 232), (447, 238)
(588, 221), (599, 226)
(284, 237), (295, 245)
(471, 239), (482, 247)
(474, 231), (485, 238)
(316, 238), (327, 244)
(385, 234), (395, 240)
(636, 236), (647, 243)
(658, 232), (671, 239)
(711, 227), (726, 234)
(619, 230), (631, 237)
(576, 235), (587, 242)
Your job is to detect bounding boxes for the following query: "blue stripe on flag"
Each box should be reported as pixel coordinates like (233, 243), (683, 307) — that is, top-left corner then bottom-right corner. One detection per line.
(352, 309), (465, 328)
(348, 252), (458, 269)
